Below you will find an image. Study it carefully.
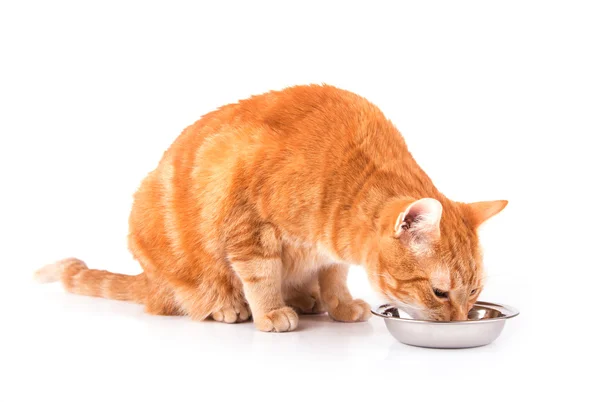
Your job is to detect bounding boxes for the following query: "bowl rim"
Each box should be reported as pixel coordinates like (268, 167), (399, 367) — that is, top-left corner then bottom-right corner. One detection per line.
(371, 301), (520, 324)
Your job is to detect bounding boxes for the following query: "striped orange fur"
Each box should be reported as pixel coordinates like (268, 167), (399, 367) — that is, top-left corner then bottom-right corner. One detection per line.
(35, 84), (507, 331)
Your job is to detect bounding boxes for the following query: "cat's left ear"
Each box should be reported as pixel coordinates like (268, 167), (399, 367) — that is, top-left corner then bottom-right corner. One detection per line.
(394, 198), (443, 244)
(466, 200), (508, 228)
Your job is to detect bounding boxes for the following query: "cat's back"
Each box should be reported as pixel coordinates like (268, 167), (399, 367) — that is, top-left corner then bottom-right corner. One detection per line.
(180, 84), (386, 149)
(236, 84), (380, 132)
(137, 84), (400, 215)
(152, 84), (390, 185)
(137, 85), (399, 205)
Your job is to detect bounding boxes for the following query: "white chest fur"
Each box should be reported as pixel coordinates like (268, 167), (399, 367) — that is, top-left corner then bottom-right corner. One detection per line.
(281, 235), (341, 286)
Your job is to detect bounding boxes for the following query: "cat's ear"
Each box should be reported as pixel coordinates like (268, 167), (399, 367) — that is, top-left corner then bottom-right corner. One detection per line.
(466, 200), (508, 228)
(394, 198), (443, 246)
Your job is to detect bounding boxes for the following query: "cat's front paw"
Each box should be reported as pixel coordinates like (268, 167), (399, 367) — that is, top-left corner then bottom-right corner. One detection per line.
(327, 298), (372, 322)
(254, 307), (299, 332)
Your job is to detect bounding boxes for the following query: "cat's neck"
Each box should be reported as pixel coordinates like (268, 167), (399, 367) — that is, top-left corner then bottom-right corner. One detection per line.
(313, 123), (451, 266)
(330, 166), (448, 266)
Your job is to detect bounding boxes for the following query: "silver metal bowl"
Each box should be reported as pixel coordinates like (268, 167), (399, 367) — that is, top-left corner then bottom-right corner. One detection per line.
(372, 301), (519, 349)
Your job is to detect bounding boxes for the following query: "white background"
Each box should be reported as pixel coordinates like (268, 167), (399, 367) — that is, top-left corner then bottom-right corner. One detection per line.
(1, 1), (598, 401)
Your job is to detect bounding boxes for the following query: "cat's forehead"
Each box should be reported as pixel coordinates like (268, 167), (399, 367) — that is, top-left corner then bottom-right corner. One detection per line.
(429, 262), (478, 290)
(428, 241), (481, 288)
(430, 265), (451, 289)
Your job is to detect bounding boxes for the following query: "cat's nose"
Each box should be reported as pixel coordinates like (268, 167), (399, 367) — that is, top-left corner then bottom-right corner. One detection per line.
(451, 307), (468, 321)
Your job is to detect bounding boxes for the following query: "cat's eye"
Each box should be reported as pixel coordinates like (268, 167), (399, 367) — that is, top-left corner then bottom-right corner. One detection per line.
(433, 288), (449, 299)
(470, 289), (478, 296)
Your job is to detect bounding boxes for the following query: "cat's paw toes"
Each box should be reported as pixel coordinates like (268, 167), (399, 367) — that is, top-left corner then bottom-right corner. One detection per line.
(211, 302), (251, 323)
(327, 298), (372, 322)
(287, 294), (325, 314)
(254, 306), (299, 332)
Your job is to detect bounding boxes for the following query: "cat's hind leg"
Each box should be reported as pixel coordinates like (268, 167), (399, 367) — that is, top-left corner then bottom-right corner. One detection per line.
(210, 297), (251, 323)
(144, 276), (183, 316)
(170, 260), (251, 323)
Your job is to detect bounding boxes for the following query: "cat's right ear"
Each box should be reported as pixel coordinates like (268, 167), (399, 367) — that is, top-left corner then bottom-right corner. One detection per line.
(394, 198), (443, 247)
(466, 200), (508, 228)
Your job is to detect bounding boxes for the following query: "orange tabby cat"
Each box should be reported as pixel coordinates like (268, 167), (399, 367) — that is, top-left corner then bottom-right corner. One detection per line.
(35, 84), (507, 331)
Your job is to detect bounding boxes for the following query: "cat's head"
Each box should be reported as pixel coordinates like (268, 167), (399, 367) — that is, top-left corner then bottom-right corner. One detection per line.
(370, 197), (507, 321)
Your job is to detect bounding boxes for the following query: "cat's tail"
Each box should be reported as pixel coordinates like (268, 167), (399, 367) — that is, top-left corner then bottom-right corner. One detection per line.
(34, 258), (147, 303)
